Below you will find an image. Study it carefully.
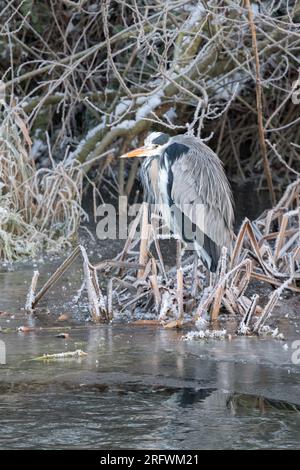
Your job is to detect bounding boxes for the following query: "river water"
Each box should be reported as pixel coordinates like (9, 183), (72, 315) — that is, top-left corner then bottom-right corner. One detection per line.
(0, 185), (299, 449)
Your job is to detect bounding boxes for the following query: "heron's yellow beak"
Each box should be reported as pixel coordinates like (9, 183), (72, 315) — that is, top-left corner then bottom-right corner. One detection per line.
(119, 147), (154, 158)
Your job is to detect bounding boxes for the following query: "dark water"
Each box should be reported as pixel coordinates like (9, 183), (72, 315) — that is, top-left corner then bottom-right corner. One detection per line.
(0, 184), (299, 450)
(1, 385), (300, 450)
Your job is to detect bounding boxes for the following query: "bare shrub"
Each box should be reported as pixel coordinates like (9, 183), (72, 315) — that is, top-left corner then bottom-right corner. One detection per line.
(0, 0), (299, 197)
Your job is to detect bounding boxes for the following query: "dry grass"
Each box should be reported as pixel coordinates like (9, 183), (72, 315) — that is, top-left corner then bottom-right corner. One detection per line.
(0, 103), (86, 261)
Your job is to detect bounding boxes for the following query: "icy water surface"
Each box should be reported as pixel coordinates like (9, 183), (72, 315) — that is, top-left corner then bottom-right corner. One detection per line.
(0, 316), (300, 449)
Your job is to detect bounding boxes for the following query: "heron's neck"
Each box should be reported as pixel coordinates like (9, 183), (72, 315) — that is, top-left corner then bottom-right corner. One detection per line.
(142, 154), (159, 170)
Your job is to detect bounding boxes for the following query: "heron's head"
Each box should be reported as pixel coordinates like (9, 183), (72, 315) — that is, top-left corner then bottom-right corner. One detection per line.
(120, 132), (170, 159)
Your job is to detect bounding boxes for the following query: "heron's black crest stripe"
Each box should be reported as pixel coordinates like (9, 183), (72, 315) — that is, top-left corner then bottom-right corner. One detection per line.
(167, 167), (174, 206)
(152, 133), (169, 145)
(161, 142), (189, 205)
(164, 142), (189, 165)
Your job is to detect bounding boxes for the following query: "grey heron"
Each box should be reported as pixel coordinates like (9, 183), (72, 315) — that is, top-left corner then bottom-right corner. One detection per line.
(121, 132), (234, 272)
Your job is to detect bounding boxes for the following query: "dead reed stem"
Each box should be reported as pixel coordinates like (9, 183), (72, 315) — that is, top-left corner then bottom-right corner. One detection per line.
(25, 270), (39, 311)
(149, 259), (161, 310)
(176, 267), (184, 320)
(138, 203), (149, 278)
(151, 217), (167, 279)
(80, 245), (103, 323)
(107, 278), (113, 320)
(245, 0), (276, 205)
(33, 246), (80, 308)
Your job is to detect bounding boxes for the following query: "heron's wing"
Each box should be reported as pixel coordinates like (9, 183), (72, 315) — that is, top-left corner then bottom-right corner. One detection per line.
(164, 140), (234, 269)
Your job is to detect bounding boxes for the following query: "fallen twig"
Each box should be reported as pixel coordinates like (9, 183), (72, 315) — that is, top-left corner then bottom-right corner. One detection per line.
(32, 349), (87, 361)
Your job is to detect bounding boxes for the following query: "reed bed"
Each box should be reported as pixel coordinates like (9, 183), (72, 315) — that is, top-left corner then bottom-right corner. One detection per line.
(28, 179), (300, 335)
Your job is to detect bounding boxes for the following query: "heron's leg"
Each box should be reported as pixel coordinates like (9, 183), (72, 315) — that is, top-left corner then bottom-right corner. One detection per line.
(205, 268), (210, 286)
(175, 239), (184, 320)
(181, 241), (186, 260)
(176, 239), (182, 269)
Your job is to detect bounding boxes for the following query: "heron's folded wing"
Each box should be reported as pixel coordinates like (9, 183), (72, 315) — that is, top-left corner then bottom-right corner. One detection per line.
(169, 146), (234, 250)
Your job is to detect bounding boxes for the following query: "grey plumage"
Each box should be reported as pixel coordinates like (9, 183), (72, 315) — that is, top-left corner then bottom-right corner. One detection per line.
(138, 132), (234, 271)
(140, 155), (159, 205)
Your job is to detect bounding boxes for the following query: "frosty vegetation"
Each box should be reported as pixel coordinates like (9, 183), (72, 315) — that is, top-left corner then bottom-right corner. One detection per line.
(1, 1), (299, 176)
(0, 102), (86, 260)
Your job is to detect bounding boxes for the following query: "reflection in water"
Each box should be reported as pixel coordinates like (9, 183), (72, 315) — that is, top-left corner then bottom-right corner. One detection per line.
(0, 383), (299, 450)
(227, 393), (300, 414)
(173, 388), (217, 407)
